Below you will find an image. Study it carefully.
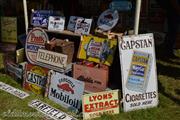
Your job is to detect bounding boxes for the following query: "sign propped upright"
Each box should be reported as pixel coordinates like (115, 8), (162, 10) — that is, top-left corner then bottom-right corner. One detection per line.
(118, 33), (158, 112)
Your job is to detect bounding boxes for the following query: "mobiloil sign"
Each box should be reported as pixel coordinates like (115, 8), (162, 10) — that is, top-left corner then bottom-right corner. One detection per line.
(23, 64), (49, 95)
(46, 70), (84, 112)
(25, 27), (49, 64)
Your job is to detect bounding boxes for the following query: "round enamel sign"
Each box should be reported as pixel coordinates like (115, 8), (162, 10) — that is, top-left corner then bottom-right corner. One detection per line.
(97, 9), (119, 31)
(25, 28), (49, 64)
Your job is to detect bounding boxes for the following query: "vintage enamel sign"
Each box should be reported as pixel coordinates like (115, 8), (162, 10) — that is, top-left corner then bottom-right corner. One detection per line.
(1, 17), (17, 43)
(0, 82), (29, 99)
(97, 9), (119, 31)
(74, 18), (92, 35)
(118, 33), (158, 112)
(73, 64), (109, 93)
(23, 64), (49, 95)
(29, 99), (77, 120)
(25, 28), (49, 64)
(67, 16), (83, 31)
(82, 90), (120, 119)
(36, 49), (68, 72)
(46, 70), (84, 112)
(48, 16), (65, 31)
(77, 35), (117, 66)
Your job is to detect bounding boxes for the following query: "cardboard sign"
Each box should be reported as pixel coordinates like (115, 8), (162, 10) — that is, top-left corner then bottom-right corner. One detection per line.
(0, 82), (29, 99)
(48, 16), (65, 31)
(74, 18), (92, 35)
(46, 70), (84, 112)
(67, 16), (83, 31)
(25, 28), (49, 64)
(29, 99), (77, 120)
(118, 33), (158, 112)
(23, 64), (49, 95)
(36, 49), (68, 72)
(82, 90), (120, 119)
(1, 17), (17, 43)
(77, 35), (117, 66)
(73, 64), (109, 93)
(97, 9), (119, 31)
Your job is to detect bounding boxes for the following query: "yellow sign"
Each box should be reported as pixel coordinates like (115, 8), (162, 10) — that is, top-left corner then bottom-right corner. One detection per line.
(82, 90), (120, 120)
(78, 35), (117, 66)
(1, 17), (17, 43)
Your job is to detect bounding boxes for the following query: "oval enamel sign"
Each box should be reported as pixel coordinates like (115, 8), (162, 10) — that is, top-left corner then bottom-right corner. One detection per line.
(25, 28), (49, 64)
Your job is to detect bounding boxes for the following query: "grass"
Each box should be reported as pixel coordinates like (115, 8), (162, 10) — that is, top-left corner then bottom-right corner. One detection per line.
(0, 48), (180, 120)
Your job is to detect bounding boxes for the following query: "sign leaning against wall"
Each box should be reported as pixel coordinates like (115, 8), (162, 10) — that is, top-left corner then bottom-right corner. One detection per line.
(118, 33), (158, 112)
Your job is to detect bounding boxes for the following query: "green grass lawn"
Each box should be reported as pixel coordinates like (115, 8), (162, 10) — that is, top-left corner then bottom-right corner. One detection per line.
(0, 49), (180, 120)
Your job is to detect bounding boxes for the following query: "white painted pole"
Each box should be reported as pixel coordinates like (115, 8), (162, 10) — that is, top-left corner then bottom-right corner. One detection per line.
(134, 0), (142, 35)
(23, 0), (28, 34)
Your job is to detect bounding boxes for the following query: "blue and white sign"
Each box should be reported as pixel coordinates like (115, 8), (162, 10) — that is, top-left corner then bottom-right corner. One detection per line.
(97, 9), (119, 31)
(48, 16), (65, 31)
(46, 70), (84, 112)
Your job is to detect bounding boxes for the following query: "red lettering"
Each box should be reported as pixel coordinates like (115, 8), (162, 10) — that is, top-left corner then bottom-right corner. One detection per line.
(97, 95), (102, 100)
(30, 33), (44, 44)
(89, 96), (93, 102)
(84, 104), (89, 112)
(92, 95), (97, 101)
(108, 93), (113, 99)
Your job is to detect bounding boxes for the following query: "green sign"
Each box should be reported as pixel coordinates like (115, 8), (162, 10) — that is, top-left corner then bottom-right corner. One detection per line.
(1, 17), (17, 43)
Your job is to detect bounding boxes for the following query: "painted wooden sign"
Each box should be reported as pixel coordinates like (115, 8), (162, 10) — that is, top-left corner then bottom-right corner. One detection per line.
(77, 35), (117, 66)
(1, 17), (17, 43)
(46, 70), (84, 112)
(82, 90), (120, 119)
(29, 99), (77, 120)
(118, 33), (158, 112)
(48, 16), (65, 31)
(23, 64), (49, 95)
(25, 28), (49, 64)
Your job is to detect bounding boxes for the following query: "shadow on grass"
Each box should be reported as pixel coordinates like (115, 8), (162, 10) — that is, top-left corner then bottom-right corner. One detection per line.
(158, 80), (180, 105)
(156, 61), (180, 105)
(157, 62), (180, 79)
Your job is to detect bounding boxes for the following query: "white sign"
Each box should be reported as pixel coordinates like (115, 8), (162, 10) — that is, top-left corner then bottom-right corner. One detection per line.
(74, 18), (92, 35)
(46, 70), (84, 112)
(0, 82), (29, 99)
(25, 28), (49, 64)
(28, 99), (77, 120)
(97, 9), (119, 31)
(118, 33), (158, 112)
(67, 16), (83, 31)
(37, 49), (68, 70)
(48, 16), (65, 31)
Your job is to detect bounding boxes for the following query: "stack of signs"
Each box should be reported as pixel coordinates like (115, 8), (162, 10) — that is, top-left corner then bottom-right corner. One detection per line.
(25, 27), (49, 64)
(46, 70), (84, 112)
(97, 9), (119, 31)
(48, 16), (65, 31)
(82, 90), (120, 119)
(118, 33), (158, 112)
(74, 18), (92, 35)
(77, 35), (117, 66)
(67, 16), (83, 31)
(23, 64), (49, 95)
(1, 17), (17, 43)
